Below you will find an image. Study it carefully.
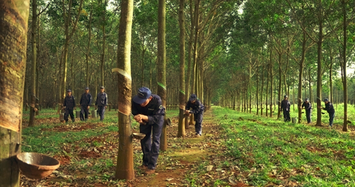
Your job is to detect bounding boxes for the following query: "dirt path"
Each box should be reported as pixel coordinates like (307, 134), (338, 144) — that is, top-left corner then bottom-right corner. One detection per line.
(128, 109), (222, 187)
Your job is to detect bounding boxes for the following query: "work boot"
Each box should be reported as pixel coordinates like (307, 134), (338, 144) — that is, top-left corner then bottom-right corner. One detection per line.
(144, 169), (155, 175)
(140, 165), (148, 170)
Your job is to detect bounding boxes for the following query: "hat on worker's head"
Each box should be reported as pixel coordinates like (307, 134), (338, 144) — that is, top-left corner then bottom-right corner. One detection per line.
(284, 95), (288, 98)
(67, 89), (72, 92)
(85, 87), (89, 90)
(100, 86), (105, 89)
(189, 94), (197, 102)
(133, 87), (152, 104)
(324, 98), (329, 102)
(305, 98), (309, 101)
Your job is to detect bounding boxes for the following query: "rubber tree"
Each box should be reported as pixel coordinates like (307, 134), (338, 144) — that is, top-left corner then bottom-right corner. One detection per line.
(0, 0), (30, 186)
(286, 0), (340, 126)
(29, 0), (38, 127)
(115, 0), (134, 180)
(60, 0), (83, 102)
(86, 3), (93, 87)
(340, 0), (349, 131)
(158, 0), (167, 151)
(177, 0), (186, 138)
(100, 0), (107, 87)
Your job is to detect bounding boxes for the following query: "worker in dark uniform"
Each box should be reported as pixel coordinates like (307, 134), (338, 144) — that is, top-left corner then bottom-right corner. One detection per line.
(80, 87), (92, 121)
(63, 89), (76, 123)
(321, 98), (335, 127)
(302, 98), (312, 123)
(185, 94), (205, 137)
(280, 95), (291, 122)
(95, 86), (108, 121)
(132, 87), (165, 175)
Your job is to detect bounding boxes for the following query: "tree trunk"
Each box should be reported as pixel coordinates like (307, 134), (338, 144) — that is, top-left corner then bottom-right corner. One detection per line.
(315, 1), (323, 126)
(185, 0), (194, 130)
(266, 64), (269, 117)
(62, 0), (84, 100)
(293, 82), (295, 112)
(192, 0), (199, 95)
(256, 70), (259, 115)
(277, 53), (282, 119)
(29, 0), (37, 127)
(342, 0), (348, 131)
(330, 49), (333, 102)
(86, 3), (92, 87)
(101, 0), (107, 87)
(57, 50), (63, 113)
(158, 0), (167, 151)
(115, 0), (134, 180)
(177, 0), (186, 137)
(248, 63), (252, 113)
(297, 33), (306, 123)
(269, 45), (273, 118)
(36, 14), (41, 114)
(0, 0), (30, 185)
(309, 68), (312, 103)
(261, 65), (264, 116)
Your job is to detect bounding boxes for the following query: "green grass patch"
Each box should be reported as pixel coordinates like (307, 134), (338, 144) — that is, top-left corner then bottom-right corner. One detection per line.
(214, 106), (355, 186)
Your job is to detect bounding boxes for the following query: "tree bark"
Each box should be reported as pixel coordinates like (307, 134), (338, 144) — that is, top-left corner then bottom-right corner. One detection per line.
(297, 32), (312, 123)
(61, 0), (84, 101)
(256, 69), (259, 115)
(329, 49), (333, 102)
(0, 0), (30, 186)
(277, 53), (282, 119)
(269, 45), (273, 118)
(29, 0), (38, 126)
(158, 0), (167, 151)
(266, 64), (269, 117)
(342, 0), (348, 131)
(177, 0), (186, 137)
(86, 3), (93, 87)
(101, 0), (107, 87)
(185, 0), (194, 130)
(309, 68), (312, 103)
(261, 65), (264, 116)
(115, 0), (134, 180)
(315, 0), (323, 126)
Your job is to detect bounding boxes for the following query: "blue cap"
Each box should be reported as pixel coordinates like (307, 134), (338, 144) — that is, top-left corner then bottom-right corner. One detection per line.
(133, 87), (152, 104)
(324, 98), (329, 102)
(67, 89), (72, 92)
(85, 87), (89, 90)
(100, 86), (105, 89)
(305, 98), (309, 101)
(189, 94), (197, 101)
(284, 95), (288, 98)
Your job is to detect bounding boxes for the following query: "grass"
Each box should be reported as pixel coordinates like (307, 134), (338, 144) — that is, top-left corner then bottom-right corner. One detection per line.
(22, 108), (179, 154)
(22, 105), (355, 186)
(214, 106), (355, 186)
(233, 103), (355, 126)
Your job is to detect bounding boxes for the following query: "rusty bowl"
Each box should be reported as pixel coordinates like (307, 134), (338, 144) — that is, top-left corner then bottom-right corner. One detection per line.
(132, 133), (146, 140)
(16, 152), (60, 179)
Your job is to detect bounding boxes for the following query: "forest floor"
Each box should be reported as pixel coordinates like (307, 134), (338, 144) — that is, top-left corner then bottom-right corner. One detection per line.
(20, 108), (241, 187)
(20, 106), (355, 186)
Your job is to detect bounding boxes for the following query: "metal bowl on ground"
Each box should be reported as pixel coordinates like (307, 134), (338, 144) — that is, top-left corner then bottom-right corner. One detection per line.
(132, 133), (146, 140)
(16, 152), (60, 179)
